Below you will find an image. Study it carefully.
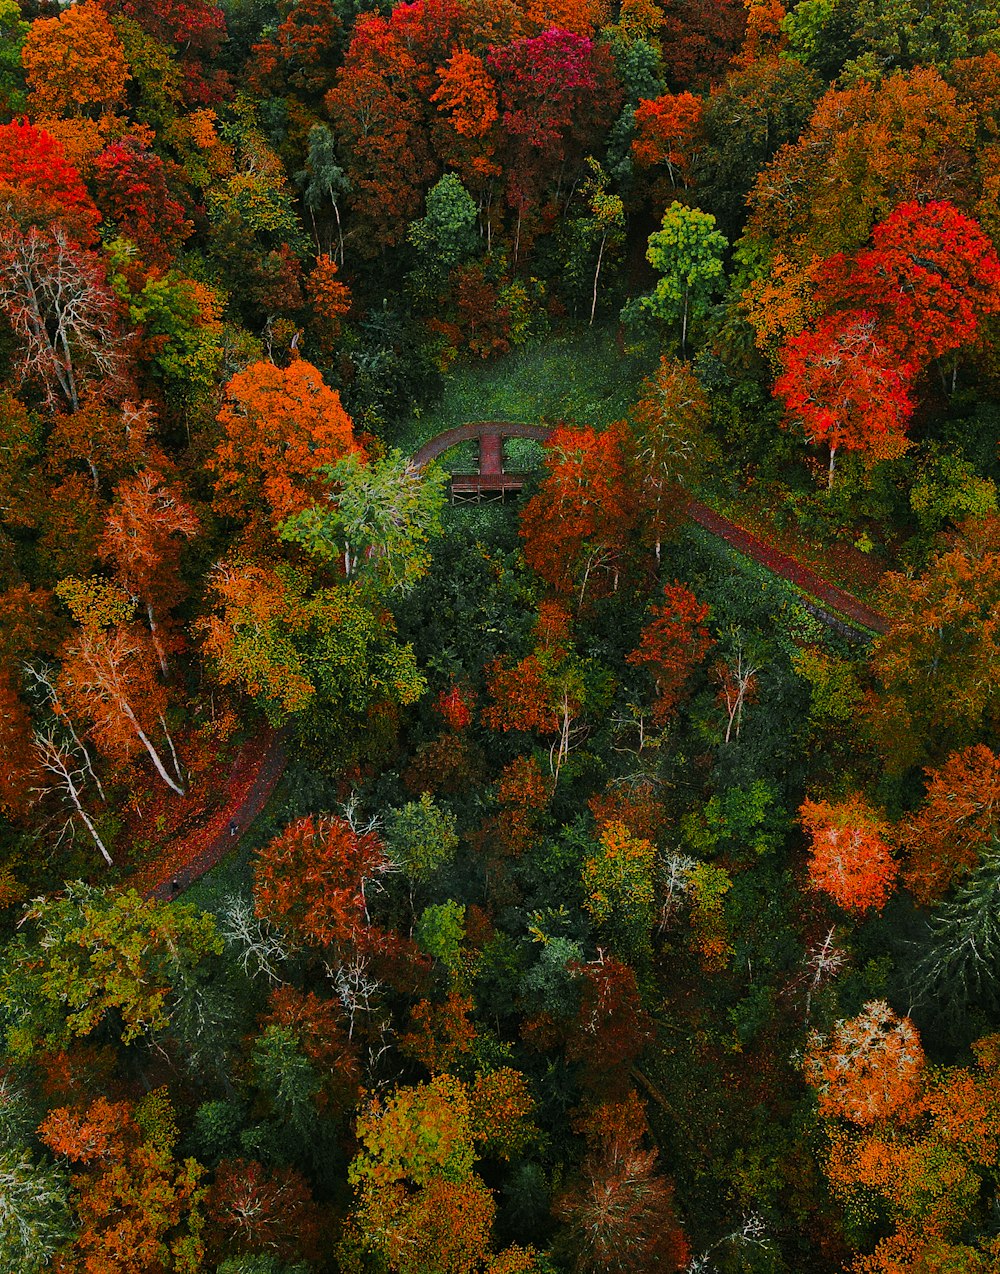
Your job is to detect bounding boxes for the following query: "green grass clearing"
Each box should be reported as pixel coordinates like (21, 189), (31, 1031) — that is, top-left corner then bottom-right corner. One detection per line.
(395, 323), (652, 455)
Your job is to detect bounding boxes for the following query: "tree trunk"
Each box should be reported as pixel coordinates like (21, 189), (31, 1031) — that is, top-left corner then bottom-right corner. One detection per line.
(147, 603), (168, 677)
(121, 701), (185, 796)
(590, 230), (607, 326)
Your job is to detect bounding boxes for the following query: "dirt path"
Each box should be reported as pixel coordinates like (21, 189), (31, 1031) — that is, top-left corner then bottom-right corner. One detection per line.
(686, 500), (888, 634)
(142, 728), (288, 901)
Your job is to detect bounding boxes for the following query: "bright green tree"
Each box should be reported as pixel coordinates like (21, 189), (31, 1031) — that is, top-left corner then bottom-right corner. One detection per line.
(642, 201), (728, 354)
(0, 883), (222, 1057)
(280, 451), (447, 595)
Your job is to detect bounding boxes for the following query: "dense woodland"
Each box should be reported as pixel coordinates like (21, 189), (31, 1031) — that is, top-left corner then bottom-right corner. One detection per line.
(6, 0), (1000, 1270)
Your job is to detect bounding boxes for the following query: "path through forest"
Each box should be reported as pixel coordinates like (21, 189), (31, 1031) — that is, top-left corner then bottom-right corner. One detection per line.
(141, 728), (287, 900)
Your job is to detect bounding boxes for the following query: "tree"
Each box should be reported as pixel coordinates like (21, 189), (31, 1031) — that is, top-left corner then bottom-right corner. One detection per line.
(817, 199), (1000, 373)
(799, 794), (897, 915)
(430, 49), (501, 200)
(92, 137), (192, 266)
(804, 1000), (925, 1125)
(659, 0), (747, 90)
(870, 515), (1000, 766)
(0, 120), (99, 244)
(519, 422), (638, 604)
(57, 621), (186, 795)
(305, 254), (351, 359)
(0, 227), (126, 413)
(296, 124), (351, 262)
(626, 582), (713, 725)
(626, 357), (718, 559)
(554, 1093), (689, 1273)
(745, 67), (975, 263)
(0, 883), (221, 1056)
(910, 842), (1000, 1015)
(343, 1074), (506, 1274)
(21, 0), (130, 120)
(642, 202), (728, 354)
(201, 560), (425, 751)
(693, 55), (821, 239)
(487, 28), (619, 244)
(0, 1151), (71, 1274)
(575, 158), (625, 325)
(325, 14), (435, 251)
(581, 821), (656, 961)
(774, 308), (915, 485)
(279, 450), (447, 594)
(99, 471), (199, 676)
(253, 815), (391, 954)
(385, 793), (459, 886)
(899, 745), (1000, 904)
(408, 173), (479, 274)
(631, 92), (702, 190)
(206, 1158), (322, 1267)
(38, 1095), (206, 1273)
(209, 358), (356, 530)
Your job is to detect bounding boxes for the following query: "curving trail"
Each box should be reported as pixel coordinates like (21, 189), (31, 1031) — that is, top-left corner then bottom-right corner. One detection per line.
(142, 728), (287, 901)
(414, 420), (888, 636)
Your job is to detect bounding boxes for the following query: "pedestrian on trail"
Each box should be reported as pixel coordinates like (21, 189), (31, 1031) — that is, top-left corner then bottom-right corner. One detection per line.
(229, 818), (238, 839)
(171, 877), (180, 893)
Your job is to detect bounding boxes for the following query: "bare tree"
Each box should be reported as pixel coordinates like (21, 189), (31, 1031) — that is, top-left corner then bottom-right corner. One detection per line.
(0, 226), (128, 412)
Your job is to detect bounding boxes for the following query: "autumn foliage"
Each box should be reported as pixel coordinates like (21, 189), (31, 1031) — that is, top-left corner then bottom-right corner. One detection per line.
(800, 795), (898, 915)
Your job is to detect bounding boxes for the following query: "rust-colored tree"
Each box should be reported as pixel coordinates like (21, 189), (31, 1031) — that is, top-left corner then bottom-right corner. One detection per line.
(208, 357), (355, 530)
(800, 795), (898, 915)
(520, 422), (638, 604)
(253, 814), (391, 953)
(898, 744), (1000, 904)
(554, 1091), (689, 1273)
(38, 1094), (206, 1273)
(99, 470), (199, 676)
(804, 1000), (925, 1125)
(774, 308), (916, 485)
(626, 582), (713, 725)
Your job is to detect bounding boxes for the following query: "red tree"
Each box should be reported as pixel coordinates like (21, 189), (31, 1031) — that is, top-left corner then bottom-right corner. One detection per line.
(207, 1158), (323, 1265)
(325, 14), (435, 251)
(626, 582), (714, 725)
(555, 1092), (689, 1273)
(0, 119), (99, 244)
(775, 308), (916, 484)
(817, 200), (1000, 369)
(92, 137), (192, 266)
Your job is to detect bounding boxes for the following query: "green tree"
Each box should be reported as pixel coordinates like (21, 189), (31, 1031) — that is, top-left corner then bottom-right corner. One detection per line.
(280, 451), (447, 595)
(641, 202), (728, 354)
(0, 0), (27, 117)
(581, 821), (656, 962)
(385, 793), (460, 885)
(417, 901), (467, 976)
(0, 883), (222, 1057)
(296, 123), (351, 262)
(407, 174), (479, 272)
